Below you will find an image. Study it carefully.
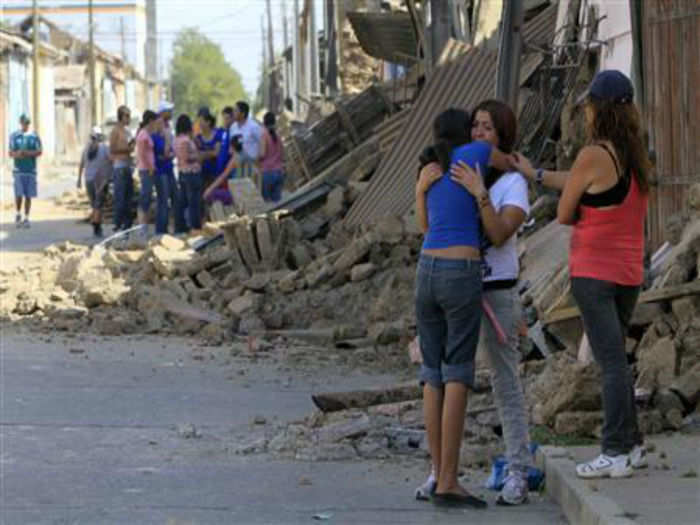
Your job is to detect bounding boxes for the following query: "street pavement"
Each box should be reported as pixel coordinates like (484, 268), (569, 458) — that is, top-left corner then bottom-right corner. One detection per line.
(0, 330), (568, 524)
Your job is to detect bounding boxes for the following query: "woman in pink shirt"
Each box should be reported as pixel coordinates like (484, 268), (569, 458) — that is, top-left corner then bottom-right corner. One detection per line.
(174, 114), (203, 232)
(258, 112), (285, 202)
(135, 110), (158, 225)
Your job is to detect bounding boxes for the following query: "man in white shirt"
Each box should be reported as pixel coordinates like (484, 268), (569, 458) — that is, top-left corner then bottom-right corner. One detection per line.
(229, 100), (262, 178)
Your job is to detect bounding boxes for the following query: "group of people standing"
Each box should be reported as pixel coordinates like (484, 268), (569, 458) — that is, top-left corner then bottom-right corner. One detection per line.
(78, 100), (285, 238)
(414, 70), (650, 508)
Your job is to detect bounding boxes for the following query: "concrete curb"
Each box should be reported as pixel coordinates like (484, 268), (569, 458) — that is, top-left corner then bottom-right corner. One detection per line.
(536, 446), (640, 525)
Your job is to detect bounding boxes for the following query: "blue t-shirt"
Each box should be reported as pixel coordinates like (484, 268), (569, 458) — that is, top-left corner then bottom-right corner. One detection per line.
(197, 128), (223, 178)
(10, 130), (42, 174)
(422, 141), (492, 250)
(216, 127), (232, 176)
(151, 132), (173, 175)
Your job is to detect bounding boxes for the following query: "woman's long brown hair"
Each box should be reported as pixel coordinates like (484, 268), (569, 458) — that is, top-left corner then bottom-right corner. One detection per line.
(586, 99), (651, 193)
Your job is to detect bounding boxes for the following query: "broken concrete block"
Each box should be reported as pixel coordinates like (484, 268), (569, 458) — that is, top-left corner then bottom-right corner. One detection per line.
(318, 414), (372, 443)
(636, 336), (679, 392)
(638, 409), (664, 435)
(158, 234), (186, 252)
(670, 362), (700, 407)
(374, 215), (405, 244)
(630, 302), (664, 328)
(333, 234), (373, 273)
(14, 292), (38, 315)
(289, 244), (313, 269)
(196, 270), (216, 289)
(671, 296), (700, 328)
(306, 264), (333, 288)
(554, 411), (604, 436)
(234, 218), (261, 271)
(350, 263), (377, 282)
(278, 271), (299, 294)
(238, 314), (266, 334)
(150, 246), (197, 279)
(243, 273), (270, 292)
(228, 293), (257, 317)
(323, 186), (346, 219)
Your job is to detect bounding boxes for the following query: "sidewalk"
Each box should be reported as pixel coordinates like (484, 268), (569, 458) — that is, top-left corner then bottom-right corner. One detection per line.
(538, 433), (699, 525)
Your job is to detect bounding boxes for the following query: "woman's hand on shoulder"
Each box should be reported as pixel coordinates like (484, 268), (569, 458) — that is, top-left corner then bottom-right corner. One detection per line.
(416, 162), (443, 195)
(510, 152), (535, 180)
(450, 161), (487, 198)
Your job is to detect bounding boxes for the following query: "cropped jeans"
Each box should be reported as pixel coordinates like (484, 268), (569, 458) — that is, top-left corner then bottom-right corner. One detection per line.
(415, 254), (482, 388)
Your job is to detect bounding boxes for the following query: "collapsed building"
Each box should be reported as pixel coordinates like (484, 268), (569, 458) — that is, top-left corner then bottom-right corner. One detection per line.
(2, 0), (698, 463)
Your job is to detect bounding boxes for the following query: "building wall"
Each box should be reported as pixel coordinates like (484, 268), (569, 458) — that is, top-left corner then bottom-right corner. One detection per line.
(1, 1), (150, 76)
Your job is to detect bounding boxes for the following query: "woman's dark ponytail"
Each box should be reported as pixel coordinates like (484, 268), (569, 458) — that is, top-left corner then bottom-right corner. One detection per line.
(138, 110), (158, 132)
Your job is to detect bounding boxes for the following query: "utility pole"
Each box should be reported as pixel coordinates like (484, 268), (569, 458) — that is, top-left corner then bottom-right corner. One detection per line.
(429, 0), (451, 67)
(265, 0), (278, 111)
(88, 0), (97, 127)
(282, 0), (291, 106)
(335, 0), (345, 93)
(495, 0), (524, 110)
(32, 0), (40, 133)
(325, 0), (338, 96)
(308, 0), (318, 95)
(120, 17), (126, 60)
(293, 0), (302, 113)
(261, 15), (269, 109)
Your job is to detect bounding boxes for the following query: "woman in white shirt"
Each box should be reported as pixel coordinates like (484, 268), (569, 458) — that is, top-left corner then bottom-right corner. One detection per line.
(417, 100), (532, 506)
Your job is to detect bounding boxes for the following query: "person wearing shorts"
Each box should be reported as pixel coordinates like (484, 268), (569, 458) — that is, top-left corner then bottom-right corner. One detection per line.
(9, 114), (42, 228)
(78, 127), (111, 238)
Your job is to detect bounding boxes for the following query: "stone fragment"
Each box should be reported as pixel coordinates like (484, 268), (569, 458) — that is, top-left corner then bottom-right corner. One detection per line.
(176, 423), (201, 439)
(323, 186), (346, 219)
(333, 234), (373, 273)
(554, 411), (603, 436)
(670, 362), (700, 406)
(306, 264), (333, 288)
(638, 410), (664, 435)
(278, 271), (299, 294)
(158, 234), (186, 252)
(636, 336), (678, 392)
(196, 270), (215, 289)
(238, 315), (266, 335)
(14, 292), (38, 315)
(150, 246), (197, 279)
(374, 215), (405, 244)
(243, 273), (270, 292)
(228, 294), (257, 316)
(630, 303), (664, 328)
(318, 414), (371, 443)
(350, 263), (377, 282)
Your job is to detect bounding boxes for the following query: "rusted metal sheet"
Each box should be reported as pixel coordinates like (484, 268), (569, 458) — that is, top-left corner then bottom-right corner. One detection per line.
(642, 0), (700, 250)
(347, 11), (418, 66)
(344, 46), (498, 226)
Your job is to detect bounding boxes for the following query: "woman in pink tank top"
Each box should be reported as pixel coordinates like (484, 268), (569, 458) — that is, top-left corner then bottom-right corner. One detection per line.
(512, 71), (651, 480)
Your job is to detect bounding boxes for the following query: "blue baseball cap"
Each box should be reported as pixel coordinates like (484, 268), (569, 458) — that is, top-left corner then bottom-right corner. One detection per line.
(578, 70), (634, 105)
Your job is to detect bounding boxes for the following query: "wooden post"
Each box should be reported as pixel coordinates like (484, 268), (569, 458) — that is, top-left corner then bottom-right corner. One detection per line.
(32, 0), (40, 132)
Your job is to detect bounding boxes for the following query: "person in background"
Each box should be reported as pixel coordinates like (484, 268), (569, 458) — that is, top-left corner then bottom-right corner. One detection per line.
(77, 127), (111, 238)
(135, 110), (159, 229)
(414, 108), (514, 509)
(229, 101), (262, 179)
(216, 106), (235, 178)
(258, 112), (285, 202)
(9, 113), (42, 229)
(174, 114), (203, 234)
(196, 113), (222, 191)
(150, 107), (173, 235)
(511, 70), (650, 479)
(109, 105), (135, 231)
(156, 101), (187, 234)
(203, 135), (242, 204)
(194, 106), (210, 136)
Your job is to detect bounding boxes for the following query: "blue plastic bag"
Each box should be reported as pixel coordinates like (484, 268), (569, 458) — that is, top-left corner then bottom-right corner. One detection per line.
(484, 443), (545, 491)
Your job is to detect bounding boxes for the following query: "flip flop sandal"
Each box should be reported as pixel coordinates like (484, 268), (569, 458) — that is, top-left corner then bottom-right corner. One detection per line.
(432, 492), (488, 509)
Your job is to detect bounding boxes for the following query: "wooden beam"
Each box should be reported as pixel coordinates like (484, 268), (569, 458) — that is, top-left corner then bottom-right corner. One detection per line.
(543, 279), (700, 326)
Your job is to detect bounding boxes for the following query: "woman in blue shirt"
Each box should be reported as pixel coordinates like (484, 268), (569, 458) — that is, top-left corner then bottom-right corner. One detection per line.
(414, 108), (512, 508)
(196, 113), (222, 190)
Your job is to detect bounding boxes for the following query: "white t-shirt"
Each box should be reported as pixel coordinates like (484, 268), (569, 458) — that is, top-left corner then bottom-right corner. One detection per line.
(482, 171), (530, 282)
(229, 117), (262, 161)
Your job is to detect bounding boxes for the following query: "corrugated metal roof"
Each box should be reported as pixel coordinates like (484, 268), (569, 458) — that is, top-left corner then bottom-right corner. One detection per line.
(344, 46), (498, 226)
(344, 4), (559, 227)
(347, 11), (418, 66)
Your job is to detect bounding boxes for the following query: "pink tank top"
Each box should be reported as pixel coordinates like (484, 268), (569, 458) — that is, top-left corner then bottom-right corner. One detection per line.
(569, 176), (648, 286)
(260, 129), (283, 172)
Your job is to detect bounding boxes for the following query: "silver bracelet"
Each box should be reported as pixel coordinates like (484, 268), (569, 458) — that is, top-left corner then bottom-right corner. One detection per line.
(535, 168), (545, 185)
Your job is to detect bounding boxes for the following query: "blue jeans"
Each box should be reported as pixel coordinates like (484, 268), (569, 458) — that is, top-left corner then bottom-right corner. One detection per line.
(139, 170), (169, 234)
(571, 277), (643, 456)
(415, 254), (483, 388)
(179, 172), (202, 230)
(113, 166), (133, 229)
(262, 170), (284, 202)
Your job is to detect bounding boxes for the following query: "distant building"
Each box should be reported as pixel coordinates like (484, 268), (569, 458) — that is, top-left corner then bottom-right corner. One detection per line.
(0, 0), (157, 80)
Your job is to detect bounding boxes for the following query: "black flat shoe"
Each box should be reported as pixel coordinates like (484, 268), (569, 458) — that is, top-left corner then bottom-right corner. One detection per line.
(432, 492), (488, 509)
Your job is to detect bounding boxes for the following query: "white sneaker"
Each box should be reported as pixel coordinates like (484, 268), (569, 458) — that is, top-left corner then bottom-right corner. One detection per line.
(630, 445), (648, 469)
(576, 454), (632, 479)
(21, 218), (30, 229)
(415, 472), (436, 501)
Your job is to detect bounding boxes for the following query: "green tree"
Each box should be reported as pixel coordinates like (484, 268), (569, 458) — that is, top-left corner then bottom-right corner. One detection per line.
(170, 28), (247, 118)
